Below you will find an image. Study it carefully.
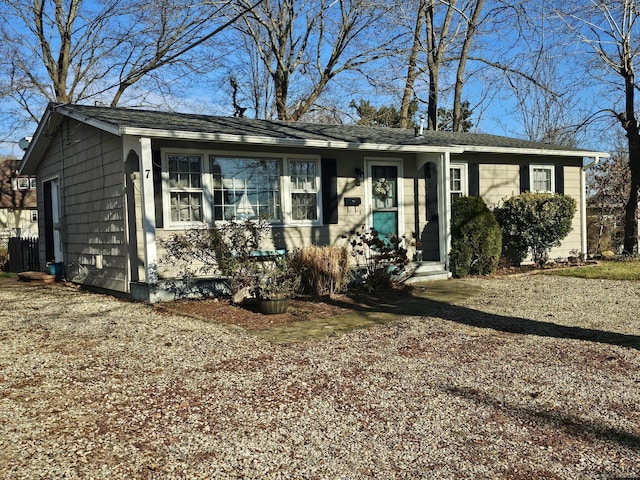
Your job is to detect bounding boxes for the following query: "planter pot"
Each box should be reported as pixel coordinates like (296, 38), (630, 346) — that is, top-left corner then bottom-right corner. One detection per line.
(48, 262), (64, 277)
(259, 295), (290, 315)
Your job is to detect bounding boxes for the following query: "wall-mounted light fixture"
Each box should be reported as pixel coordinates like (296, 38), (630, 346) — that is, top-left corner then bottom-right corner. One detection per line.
(355, 167), (364, 186)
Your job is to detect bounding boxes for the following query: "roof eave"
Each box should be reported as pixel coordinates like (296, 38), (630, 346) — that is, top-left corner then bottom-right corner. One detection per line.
(18, 107), (60, 175)
(456, 144), (610, 158)
(120, 127), (466, 153)
(56, 104), (121, 136)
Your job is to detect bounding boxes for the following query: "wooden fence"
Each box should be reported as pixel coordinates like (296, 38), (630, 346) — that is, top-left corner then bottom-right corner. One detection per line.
(8, 237), (39, 272)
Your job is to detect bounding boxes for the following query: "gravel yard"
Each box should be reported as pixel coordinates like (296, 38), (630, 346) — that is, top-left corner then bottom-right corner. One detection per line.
(0, 275), (639, 479)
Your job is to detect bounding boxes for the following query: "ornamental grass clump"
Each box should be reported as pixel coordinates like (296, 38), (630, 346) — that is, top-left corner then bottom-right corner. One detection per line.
(449, 196), (502, 277)
(290, 245), (350, 296)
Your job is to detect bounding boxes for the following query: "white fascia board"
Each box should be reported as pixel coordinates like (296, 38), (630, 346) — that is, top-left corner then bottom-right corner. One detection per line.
(56, 105), (121, 136)
(455, 144), (609, 158)
(120, 127), (466, 154)
(18, 109), (62, 175)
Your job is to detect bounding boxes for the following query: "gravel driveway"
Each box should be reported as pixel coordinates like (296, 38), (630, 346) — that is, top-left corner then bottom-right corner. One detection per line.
(0, 275), (639, 479)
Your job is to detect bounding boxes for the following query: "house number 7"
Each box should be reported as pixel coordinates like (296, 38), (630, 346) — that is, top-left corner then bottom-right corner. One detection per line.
(145, 169), (150, 178)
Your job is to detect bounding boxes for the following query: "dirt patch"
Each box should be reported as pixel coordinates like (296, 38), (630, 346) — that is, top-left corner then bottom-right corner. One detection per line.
(153, 288), (417, 331)
(153, 281), (482, 339)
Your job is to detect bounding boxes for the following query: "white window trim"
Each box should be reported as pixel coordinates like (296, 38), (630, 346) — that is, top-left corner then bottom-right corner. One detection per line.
(161, 149), (322, 229)
(283, 156), (322, 226)
(449, 163), (468, 200)
(16, 177), (30, 190)
(161, 149), (211, 229)
(529, 164), (555, 193)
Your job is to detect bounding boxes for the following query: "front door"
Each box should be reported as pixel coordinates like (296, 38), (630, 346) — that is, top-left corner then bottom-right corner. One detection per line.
(369, 164), (399, 240)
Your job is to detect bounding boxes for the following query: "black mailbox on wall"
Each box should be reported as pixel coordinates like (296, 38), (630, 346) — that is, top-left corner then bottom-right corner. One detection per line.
(344, 197), (361, 207)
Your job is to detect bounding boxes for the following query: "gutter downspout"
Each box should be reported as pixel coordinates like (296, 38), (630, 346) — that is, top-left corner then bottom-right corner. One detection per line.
(581, 156), (601, 257)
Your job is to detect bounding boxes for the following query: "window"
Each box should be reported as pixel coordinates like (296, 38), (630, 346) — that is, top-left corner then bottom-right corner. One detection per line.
(30, 177), (37, 189)
(16, 177), (29, 190)
(31, 210), (38, 222)
(449, 164), (468, 203)
(211, 157), (281, 221)
(162, 150), (321, 228)
(167, 154), (203, 224)
(289, 160), (318, 221)
(530, 165), (554, 193)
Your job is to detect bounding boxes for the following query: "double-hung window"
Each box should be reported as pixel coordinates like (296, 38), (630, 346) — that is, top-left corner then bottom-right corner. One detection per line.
(449, 163), (468, 203)
(289, 160), (318, 221)
(167, 154), (203, 224)
(530, 165), (554, 193)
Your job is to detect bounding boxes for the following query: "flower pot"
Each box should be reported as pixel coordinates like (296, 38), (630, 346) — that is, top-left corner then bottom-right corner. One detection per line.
(259, 295), (289, 315)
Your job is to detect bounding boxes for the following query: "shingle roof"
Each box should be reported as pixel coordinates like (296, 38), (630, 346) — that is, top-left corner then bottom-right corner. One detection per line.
(56, 103), (597, 155)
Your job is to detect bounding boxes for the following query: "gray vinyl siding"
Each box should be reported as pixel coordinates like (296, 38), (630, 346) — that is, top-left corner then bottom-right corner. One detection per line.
(36, 119), (128, 292)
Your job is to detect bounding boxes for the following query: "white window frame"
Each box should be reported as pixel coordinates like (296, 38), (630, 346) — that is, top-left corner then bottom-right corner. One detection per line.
(30, 177), (37, 189)
(16, 177), (30, 190)
(449, 163), (468, 203)
(530, 164), (555, 193)
(161, 150), (210, 228)
(161, 149), (322, 229)
(30, 210), (38, 222)
(211, 154), (284, 223)
(284, 157), (321, 225)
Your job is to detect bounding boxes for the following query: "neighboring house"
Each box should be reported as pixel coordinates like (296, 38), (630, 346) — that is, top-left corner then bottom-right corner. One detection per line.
(0, 158), (37, 243)
(19, 103), (607, 302)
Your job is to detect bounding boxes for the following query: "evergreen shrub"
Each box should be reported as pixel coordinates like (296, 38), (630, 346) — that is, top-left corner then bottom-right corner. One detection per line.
(450, 196), (502, 277)
(494, 192), (577, 266)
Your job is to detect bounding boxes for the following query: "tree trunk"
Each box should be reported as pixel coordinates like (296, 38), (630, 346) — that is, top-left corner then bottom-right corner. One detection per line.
(399, 0), (426, 129)
(621, 48), (640, 254)
(452, 0), (483, 132)
(624, 138), (640, 253)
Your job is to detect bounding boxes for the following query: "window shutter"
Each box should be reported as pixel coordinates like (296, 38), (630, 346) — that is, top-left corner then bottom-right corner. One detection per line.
(468, 163), (479, 196)
(321, 158), (338, 224)
(520, 164), (530, 193)
(555, 165), (564, 194)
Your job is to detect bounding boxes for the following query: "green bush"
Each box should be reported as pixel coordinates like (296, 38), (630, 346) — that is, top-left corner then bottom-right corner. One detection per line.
(495, 192), (577, 266)
(449, 196), (502, 277)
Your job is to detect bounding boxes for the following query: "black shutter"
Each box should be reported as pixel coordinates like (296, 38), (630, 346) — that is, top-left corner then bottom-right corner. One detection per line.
(555, 165), (564, 194)
(468, 163), (479, 196)
(520, 164), (530, 193)
(321, 158), (338, 224)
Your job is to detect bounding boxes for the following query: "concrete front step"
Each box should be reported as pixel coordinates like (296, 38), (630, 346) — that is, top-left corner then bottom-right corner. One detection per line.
(403, 261), (450, 284)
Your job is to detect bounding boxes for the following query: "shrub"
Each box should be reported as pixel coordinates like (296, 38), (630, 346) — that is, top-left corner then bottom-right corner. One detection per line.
(495, 192), (577, 266)
(160, 218), (271, 295)
(290, 245), (350, 296)
(349, 226), (410, 291)
(449, 196), (502, 277)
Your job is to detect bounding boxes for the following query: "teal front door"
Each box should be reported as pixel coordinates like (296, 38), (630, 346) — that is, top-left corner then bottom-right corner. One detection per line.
(370, 165), (398, 240)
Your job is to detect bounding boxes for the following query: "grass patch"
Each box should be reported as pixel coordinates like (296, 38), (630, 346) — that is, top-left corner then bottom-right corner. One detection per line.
(0, 271), (16, 279)
(547, 261), (640, 281)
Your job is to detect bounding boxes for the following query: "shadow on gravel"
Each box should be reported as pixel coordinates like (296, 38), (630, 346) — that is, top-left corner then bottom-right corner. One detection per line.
(321, 283), (640, 351)
(445, 385), (640, 450)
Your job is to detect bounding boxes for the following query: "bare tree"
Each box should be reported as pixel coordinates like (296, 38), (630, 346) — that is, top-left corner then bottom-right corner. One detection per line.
(232, 0), (396, 121)
(0, 0), (263, 127)
(391, 0), (485, 131)
(558, 0), (640, 253)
